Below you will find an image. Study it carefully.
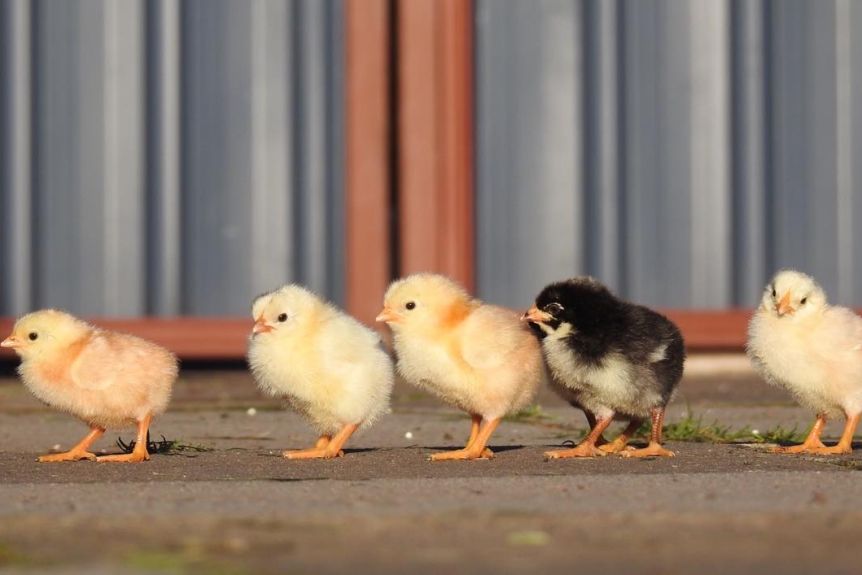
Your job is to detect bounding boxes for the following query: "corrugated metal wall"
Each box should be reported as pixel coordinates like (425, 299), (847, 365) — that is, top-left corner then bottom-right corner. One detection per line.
(0, 0), (344, 317)
(475, 0), (862, 309)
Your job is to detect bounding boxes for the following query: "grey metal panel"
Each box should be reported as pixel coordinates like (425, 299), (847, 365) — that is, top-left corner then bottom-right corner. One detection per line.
(31, 0), (146, 316)
(731, 0), (769, 305)
(476, 0), (862, 308)
(850, 0), (862, 305)
(0, 0), (33, 313)
(146, 0), (182, 316)
(0, 0), (345, 316)
(476, 0), (584, 309)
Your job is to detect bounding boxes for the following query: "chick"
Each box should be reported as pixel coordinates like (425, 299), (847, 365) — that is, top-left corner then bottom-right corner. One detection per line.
(0, 310), (177, 462)
(748, 270), (862, 454)
(524, 278), (685, 458)
(377, 273), (544, 461)
(247, 285), (394, 459)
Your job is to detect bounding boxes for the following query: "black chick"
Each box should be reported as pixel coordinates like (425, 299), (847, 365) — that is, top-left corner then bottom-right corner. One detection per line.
(523, 277), (685, 458)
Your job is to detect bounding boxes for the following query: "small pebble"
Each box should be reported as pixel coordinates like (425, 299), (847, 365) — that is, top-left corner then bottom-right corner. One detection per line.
(51, 444), (61, 452)
(404, 431), (413, 440)
(247, 407), (257, 416)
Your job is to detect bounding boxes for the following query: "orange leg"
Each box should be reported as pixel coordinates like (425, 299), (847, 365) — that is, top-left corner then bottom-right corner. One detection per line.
(38, 425), (105, 462)
(811, 413), (859, 455)
(97, 414), (152, 463)
(621, 407), (675, 458)
(772, 413), (828, 454)
(431, 418), (500, 461)
(462, 414), (494, 459)
(582, 409), (608, 447)
(599, 418), (642, 454)
(284, 424), (358, 460)
(545, 416), (613, 459)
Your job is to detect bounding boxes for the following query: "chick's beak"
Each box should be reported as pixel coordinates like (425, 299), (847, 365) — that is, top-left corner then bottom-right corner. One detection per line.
(522, 307), (551, 323)
(252, 317), (274, 334)
(777, 292), (794, 317)
(375, 307), (398, 323)
(0, 335), (21, 348)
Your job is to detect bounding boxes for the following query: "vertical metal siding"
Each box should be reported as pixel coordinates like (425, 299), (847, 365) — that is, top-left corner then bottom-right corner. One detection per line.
(476, 0), (862, 309)
(0, 0), (344, 317)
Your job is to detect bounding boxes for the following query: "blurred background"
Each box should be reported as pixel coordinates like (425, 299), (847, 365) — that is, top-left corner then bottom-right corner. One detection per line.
(1, 0), (860, 325)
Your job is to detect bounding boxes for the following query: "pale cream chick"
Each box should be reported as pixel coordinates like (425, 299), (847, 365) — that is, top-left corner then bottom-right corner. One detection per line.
(748, 270), (862, 454)
(378, 273), (544, 461)
(1, 310), (177, 462)
(247, 285), (394, 459)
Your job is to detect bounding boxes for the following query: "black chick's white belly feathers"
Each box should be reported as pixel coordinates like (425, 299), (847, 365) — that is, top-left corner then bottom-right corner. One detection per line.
(523, 277), (685, 459)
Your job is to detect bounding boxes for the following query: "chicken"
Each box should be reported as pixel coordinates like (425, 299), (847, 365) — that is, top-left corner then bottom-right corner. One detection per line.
(377, 273), (544, 461)
(523, 277), (685, 458)
(247, 285), (394, 459)
(747, 270), (862, 454)
(0, 309), (177, 462)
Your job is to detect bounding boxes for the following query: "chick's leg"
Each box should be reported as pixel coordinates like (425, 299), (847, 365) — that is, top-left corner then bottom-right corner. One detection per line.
(599, 418), (642, 454)
(545, 416), (613, 459)
(464, 414), (494, 459)
(284, 424), (357, 459)
(38, 425), (105, 462)
(812, 413), (859, 455)
(772, 413), (827, 454)
(581, 409), (608, 447)
(621, 407), (675, 458)
(431, 418), (500, 461)
(97, 414), (152, 463)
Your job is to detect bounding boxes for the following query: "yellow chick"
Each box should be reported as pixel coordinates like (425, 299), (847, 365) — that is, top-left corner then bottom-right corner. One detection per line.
(0, 310), (177, 462)
(377, 273), (544, 461)
(748, 270), (862, 454)
(247, 285), (394, 459)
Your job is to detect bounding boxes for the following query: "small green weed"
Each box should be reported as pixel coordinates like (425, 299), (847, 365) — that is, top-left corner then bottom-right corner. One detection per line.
(505, 404), (554, 423)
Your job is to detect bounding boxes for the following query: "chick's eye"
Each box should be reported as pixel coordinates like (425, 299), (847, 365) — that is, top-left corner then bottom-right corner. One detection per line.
(277, 313), (288, 322)
(771, 286), (777, 298)
(28, 332), (38, 341)
(405, 301), (416, 311)
(544, 302), (563, 314)
(800, 297), (807, 305)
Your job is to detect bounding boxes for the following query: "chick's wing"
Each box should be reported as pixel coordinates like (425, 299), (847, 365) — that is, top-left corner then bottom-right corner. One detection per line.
(70, 332), (149, 391)
(824, 307), (862, 353)
(458, 305), (530, 371)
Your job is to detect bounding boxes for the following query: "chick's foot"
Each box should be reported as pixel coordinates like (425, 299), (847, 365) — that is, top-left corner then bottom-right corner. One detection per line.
(37, 450), (98, 463)
(97, 451), (150, 463)
(771, 440), (826, 454)
(620, 442), (675, 458)
(810, 444), (853, 455)
(598, 437), (634, 454)
(283, 448), (344, 460)
(429, 447), (494, 461)
(544, 443), (606, 459)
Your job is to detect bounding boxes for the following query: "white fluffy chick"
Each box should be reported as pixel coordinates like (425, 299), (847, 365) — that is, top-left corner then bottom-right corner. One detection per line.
(748, 270), (862, 454)
(377, 273), (544, 461)
(247, 285), (394, 459)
